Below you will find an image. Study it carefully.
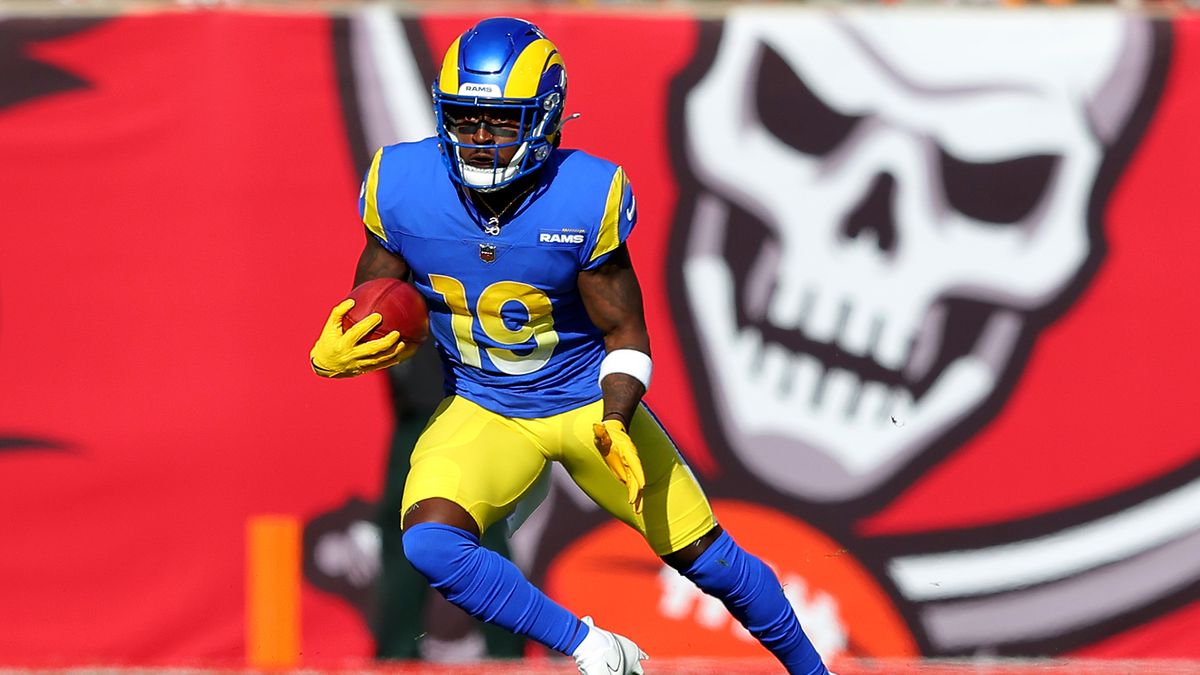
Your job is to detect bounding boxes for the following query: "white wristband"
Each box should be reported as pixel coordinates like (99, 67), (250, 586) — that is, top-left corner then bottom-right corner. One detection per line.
(598, 349), (652, 391)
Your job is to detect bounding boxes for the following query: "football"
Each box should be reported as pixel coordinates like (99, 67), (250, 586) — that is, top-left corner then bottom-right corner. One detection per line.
(342, 278), (429, 345)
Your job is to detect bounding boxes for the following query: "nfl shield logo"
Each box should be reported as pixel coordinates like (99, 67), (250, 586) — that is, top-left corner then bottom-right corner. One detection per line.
(479, 243), (497, 263)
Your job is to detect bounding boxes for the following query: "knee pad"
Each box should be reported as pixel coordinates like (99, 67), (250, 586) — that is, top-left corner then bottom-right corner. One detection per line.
(401, 522), (477, 586)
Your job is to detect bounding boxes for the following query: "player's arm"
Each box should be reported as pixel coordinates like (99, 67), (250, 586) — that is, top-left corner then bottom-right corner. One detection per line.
(579, 243), (650, 424)
(309, 231), (412, 378)
(354, 228), (410, 286)
(579, 243), (651, 510)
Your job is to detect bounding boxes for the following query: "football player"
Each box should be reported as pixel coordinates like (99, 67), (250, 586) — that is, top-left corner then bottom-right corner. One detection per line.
(309, 17), (831, 675)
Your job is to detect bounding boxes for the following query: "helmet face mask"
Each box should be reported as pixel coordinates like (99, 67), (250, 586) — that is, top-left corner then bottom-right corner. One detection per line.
(433, 18), (567, 192)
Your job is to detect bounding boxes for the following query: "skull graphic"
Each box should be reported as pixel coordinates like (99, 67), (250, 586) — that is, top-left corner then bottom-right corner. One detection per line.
(673, 10), (1157, 502)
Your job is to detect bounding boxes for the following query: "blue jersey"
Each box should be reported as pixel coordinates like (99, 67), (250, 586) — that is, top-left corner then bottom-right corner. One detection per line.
(359, 137), (638, 418)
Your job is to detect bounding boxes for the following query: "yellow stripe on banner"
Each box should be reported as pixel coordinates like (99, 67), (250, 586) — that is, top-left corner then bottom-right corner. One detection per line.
(246, 515), (301, 670)
(504, 39), (564, 99)
(363, 147), (386, 242)
(438, 36), (461, 94)
(589, 166), (627, 263)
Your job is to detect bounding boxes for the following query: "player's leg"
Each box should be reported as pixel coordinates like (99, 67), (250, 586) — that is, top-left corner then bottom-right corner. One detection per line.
(560, 402), (830, 675)
(662, 525), (830, 675)
(397, 396), (592, 659)
(555, 401), (717, 548)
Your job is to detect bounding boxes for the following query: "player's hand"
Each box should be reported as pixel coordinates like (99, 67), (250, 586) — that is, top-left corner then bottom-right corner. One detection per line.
(310, 299), (411, 378)
(592, 419), (646, 513)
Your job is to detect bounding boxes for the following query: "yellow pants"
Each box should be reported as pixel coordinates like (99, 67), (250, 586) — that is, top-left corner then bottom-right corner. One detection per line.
(401, 396), (717, 556)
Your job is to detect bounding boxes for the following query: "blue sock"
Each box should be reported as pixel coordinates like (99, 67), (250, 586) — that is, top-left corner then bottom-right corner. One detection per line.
(402, 522), (588, 654)
(682, 531), (829, 675)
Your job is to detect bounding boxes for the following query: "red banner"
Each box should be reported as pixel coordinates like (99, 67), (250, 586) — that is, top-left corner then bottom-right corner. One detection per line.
(0, 7), (1197, 667)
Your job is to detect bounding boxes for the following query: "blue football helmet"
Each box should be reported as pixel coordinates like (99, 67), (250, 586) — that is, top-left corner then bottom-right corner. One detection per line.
(432, 17), (567, 191)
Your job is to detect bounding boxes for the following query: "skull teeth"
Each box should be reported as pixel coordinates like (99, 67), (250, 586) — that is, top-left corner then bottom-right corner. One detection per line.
(771, 284), (916, 377)
(758, 342), (793, 395)
(791, 352), (822, 407)
(800, 292), (847, 345)
(841, 310), (884, 359)
(821, 367), (861, 417)
(743, 326), (912, 426)
(858, 381), (893, 425)
(874, 318), (914, 371)
(904, 302), (947, 383)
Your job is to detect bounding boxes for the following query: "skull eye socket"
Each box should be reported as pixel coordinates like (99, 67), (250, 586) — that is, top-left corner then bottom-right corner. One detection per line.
(939, 150), (1060, 224)
(754, 42), (862, 157)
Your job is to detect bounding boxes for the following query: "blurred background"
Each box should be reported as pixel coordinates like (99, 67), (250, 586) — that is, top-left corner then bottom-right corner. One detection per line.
(1, 0), (1198, 673)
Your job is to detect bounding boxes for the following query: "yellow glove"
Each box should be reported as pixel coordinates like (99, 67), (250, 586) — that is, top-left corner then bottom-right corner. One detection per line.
(592, 419), (646, 513)
(309, 299), (414, 378)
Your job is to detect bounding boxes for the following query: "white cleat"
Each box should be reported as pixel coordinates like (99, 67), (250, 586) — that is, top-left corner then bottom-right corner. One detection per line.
(573, 616), (647, 675)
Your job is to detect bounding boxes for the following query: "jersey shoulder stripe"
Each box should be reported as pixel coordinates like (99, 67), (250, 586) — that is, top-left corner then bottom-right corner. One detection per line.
(589, 165), (631, 263)
(361, 147), (386, 242)
(545, 150), (635, 269)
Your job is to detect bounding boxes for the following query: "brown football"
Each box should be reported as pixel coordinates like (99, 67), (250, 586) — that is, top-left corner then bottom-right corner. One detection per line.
(342, 278), (429, 345)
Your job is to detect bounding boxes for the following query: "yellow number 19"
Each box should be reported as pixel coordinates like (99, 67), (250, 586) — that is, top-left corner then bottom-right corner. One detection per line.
(428, 274), (560, 375)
